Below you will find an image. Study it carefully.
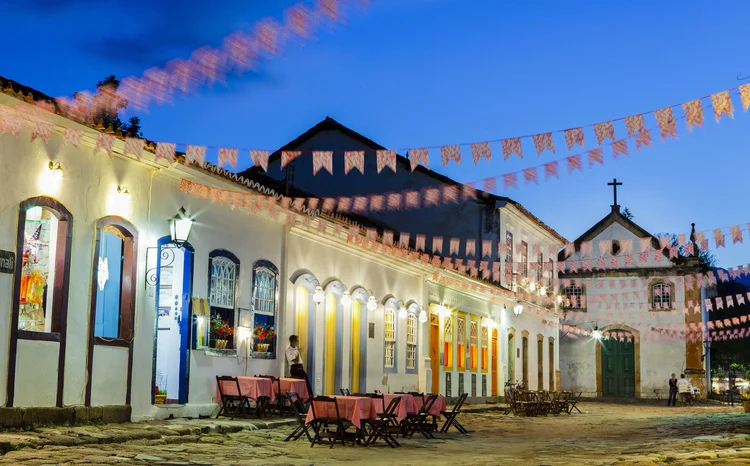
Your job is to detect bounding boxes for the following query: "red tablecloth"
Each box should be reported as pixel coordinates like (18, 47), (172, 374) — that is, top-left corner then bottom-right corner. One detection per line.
(217, 376), (275, 402)
(382, 394), (416, 422)
(426, 395), (447, 417)
(278, 377), (309, 400)
(305, 396), (376, 429)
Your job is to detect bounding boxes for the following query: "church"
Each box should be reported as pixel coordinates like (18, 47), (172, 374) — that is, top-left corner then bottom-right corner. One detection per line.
(558, 180), (708, 399)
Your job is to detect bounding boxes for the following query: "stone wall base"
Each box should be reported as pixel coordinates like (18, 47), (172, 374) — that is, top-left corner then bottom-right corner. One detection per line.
(0, 405), (131, 429)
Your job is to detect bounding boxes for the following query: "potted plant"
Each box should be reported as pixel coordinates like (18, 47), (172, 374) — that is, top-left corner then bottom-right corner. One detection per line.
(253, 325), (275, 352)
(154, 386), (167, 404)
(210, 315), (234, 349)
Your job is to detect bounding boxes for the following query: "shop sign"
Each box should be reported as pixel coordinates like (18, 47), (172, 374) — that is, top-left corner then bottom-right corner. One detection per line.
(0, 250), (14, 274)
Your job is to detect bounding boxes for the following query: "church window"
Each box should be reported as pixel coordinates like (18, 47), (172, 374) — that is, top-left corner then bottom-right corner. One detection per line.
(384, 308), (396, 368)
(652, 283), (672, 309)
(520, 241), (528, 277)
(563, 285), (585, 309)
(406, 313), (417, 370)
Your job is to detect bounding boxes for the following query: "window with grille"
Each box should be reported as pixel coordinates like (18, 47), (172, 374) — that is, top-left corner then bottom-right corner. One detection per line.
(520, 241), (528, 277)
(563, 286), (584, 309)
(444, 316), (453, 342)
(652, 283), (671, 309)
(210, 257), (236, 308)
(469, 321), (479, 370)
(548, 259), (554, 287)
(253, 268), (276, 315)
(406, 313), (417, 370)
(470, 321), (478, 347)
(444, 315), (453, 368)
(384, 308), (396, 368)
(537, 253), (543, 282)
(457, 318), (465, 344)
(505, 231), (514, 263)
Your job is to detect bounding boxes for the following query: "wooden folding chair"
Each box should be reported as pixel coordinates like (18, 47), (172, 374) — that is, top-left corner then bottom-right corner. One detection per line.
(568, 391), (582, 414)
(340, 388), (351, 396)
(309, 396), (348, 448)
(403, 394), (437, 439)
(284, 393), (314, 442)
(365, 396), (401, 447)
(440, 393), (468, 434)
(215, 376), (251, 419)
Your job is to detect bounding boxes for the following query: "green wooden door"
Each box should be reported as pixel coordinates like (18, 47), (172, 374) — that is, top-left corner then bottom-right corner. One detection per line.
(601, 336), (635, 397)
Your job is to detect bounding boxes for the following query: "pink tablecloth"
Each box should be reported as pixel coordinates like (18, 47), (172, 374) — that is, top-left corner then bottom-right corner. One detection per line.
(278, 377), (309, 400)
(305, 396), (376, 429)
(217, 376), (275, 402)
(382, 394), (416, 423)
(426, 395), (447, 417)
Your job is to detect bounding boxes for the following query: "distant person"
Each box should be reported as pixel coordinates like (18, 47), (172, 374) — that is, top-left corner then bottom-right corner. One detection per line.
(286, 335), (313, 400)
(667, 373), (678, 406)
(677, 374), (691, 405)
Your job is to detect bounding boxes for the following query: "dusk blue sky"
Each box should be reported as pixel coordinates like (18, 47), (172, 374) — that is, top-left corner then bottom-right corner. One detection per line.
(3, 0), (749, 267)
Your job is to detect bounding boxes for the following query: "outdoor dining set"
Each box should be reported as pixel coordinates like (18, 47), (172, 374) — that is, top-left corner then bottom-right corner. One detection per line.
(215, 375), (469, 448)
(504, 385), (583, 417)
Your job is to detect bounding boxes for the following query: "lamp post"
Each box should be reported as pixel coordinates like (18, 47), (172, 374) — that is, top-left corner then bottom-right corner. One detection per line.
(398, 300), (407, 319)
(169, 207), (194, 247)
(313, 286), (324, 305)
(367, 294), (377, 311)
(513, 302), (523, 317)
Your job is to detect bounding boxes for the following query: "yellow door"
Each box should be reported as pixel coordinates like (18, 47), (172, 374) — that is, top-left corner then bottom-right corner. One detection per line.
(491, 329), (498, 396)
(429, 314), (440, 393)
(324, 294), (337, 395)
(295, 287), (308, 367)
(350, 300), (361, 393)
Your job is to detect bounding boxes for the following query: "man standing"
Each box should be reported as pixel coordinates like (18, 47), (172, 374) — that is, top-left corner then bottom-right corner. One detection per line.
(667, 373), (678, 406)
(677, 374), (692, 405)
(286, 335), (313, 400)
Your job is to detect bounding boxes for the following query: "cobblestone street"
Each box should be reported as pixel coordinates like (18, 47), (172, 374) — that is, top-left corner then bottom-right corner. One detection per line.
(0, 401), (749, 465)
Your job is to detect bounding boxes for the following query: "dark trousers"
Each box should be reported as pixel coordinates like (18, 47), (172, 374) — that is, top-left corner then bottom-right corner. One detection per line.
(290, 364), (313, 400)
(668, 387), (678, 406)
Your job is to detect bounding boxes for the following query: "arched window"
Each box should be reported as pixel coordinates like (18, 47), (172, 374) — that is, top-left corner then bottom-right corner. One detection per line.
(469, 318), (478, 371)
(456, 315), (466, 369)
(384, 307), (396, 369)
(406, 312), (418, 371)
(480, 324), (489, 372)
(444, 314), (453, 369)
(252, 260), (279, 357)
(201, 250), (240, 349)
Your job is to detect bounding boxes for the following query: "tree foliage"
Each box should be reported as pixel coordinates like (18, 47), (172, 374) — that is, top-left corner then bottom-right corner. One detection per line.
(81, 75), (142, 137)
(622, 207), (634, 220)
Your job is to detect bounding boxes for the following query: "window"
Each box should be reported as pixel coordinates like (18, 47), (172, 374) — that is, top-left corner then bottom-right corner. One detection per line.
(469, 320), (478, 370)
(91, 218), (137, 341)
(537, 336), (544, 390)
(201, 250), (239, 349)
(652, 283), (672, 309)
(16, 201), (72, 335)
(406, 313), (417, 370)
(611, 240), (621, 256)
(520, 241), (528, 277)
(384, 308), (396, 368)
(481, 325), (489, 372)
(505, 231), (514, 263)
(522, 336), (529, 388)
(537, 253), (543, 283)
(444, 315), (453, 368)
(251, 260), (279, 356)
(549, 338), (555, 391)
(563, 285), (585, 309)
(457, 317), (466, 369)
(548, 259), (554, 288)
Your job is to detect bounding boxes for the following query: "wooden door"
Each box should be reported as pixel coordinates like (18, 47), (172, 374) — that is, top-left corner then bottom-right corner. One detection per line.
(429, 314), (440, 393)
(601, 337), (635, 397)
(537, 339), (544, 390)
(522, 337), (529, 389)
(491, 329), (498, 396)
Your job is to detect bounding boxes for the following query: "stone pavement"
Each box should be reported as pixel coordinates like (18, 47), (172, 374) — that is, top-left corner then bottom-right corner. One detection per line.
(0, 401), (749, 465)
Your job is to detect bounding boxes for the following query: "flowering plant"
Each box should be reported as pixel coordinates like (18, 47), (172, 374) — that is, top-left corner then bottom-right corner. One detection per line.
(210, 315), (234, 340)
(253, 324), (276, 343)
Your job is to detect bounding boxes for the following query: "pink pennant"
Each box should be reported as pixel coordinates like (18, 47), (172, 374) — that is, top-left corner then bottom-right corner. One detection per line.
(624, 254), (633, 266)
(416, 234), (426, 252)
(710, 90), (734, 121)
(625, 114), (645, 137)
(466, 239), (476, 257)
(424, 188), (440, 207)
(251, 150), (270, 171)
(95, 134), (115, 157)
(532, 133), (555, 156)
(503, 173), (518, 189)
(312, 151), (333, 175)
(682, 99), (704, 131)
(387, 193), (401, 210)
(731, 225), (743, 244)
(501, 138), (523, 160)
(31, 120), (52, 145)
(450, 238), (460, 255)
(587, 148), (604, 167)
(612, 139), (628, 158)
(714, 228), (725, 248)
(483, 177), (497, 192)
(352, 196), (367, 212)
(443, 185), (459, 203)
(594, 121), (615, 145)
(343, 151), (365, 175)
(61, 128), (83, 149)
(409, 148), (429, 171)
(281, 151), (301, 168)
(639, 237), (652, 252)
(285, 4), (313, 38)
(564, 128), (585, 150)
(482, 240), (492, 258)
(439, 145), (461, 167)
(739, 83), (750, 112)
(566, 155), (582, 174)
(218, 148), (238, 170)
(470, 142), (491, 164)
(370, 195), (384, 212)
(399, 232), (410, 248)
(523, 167), (538, 185)
(377, 150), (397, 173)
(654, 107), (677, 140)
(543, 162), (559, 180)
(405, 191), (419, 209)
(432, 236), (443, 255)
(635, 130), (653, 150)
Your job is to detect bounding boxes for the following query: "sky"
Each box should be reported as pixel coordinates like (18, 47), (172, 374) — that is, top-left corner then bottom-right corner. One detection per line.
(2, 0), (749, 267)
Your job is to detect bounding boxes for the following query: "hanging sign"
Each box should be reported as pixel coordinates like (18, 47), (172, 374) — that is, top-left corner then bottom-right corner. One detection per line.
(0, 250), (15, 274)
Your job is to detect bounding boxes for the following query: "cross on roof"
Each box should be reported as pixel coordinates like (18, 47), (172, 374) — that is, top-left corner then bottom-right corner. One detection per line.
(608, 178), (622, 207)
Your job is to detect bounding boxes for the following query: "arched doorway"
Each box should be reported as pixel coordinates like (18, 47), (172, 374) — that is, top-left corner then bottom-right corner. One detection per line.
(599, 332), (636, 397)
(290, 271), (318, 395)
(151, 236), (194, 405)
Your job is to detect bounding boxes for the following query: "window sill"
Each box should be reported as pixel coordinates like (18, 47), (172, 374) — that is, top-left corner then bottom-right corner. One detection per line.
(196, 348), (237, 358)
(249, 351), (276, 360)
(17, 330), (60, 342)
(94, 337), (130, 348)
(650, 308), (674, 312)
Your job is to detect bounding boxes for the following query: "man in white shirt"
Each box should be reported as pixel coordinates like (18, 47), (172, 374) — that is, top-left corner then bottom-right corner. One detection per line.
(677, 374), (692, 405)
(287, 335), (312, 400)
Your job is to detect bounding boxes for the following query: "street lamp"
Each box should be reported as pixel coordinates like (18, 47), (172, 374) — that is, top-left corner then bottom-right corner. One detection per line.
(367, 294), (377, 311)
(169, 207), (193, 247)
(398, 301), (408, 319)
(341, 291), (352, 308)
(513, 302), (523, 317)
(418, 307), (428, 324)
(313, 286), (324, 305)
(592, 327), (603, 340)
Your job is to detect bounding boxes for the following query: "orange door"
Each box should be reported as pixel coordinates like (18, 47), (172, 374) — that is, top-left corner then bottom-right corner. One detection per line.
(430, 315), (440, 393)
(491, 329), (498, 396)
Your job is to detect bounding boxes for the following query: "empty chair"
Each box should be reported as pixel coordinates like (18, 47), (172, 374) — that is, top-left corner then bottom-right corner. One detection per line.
(215, 376), (251, 420)
(440, 393), (468, 434)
